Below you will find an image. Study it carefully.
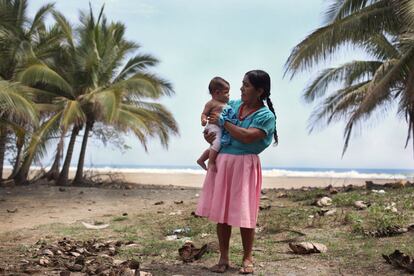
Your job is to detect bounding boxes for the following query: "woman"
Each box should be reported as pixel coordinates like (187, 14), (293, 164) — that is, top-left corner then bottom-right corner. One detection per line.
(195, 70), (278, 274)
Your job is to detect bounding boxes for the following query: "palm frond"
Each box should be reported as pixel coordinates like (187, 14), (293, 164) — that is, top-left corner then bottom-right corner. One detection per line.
(303, 60), (382, 102)
(284, 0), (397, 78)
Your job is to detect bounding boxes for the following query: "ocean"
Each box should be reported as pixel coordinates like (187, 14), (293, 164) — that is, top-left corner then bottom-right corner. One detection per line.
(71, 164), (414, 180)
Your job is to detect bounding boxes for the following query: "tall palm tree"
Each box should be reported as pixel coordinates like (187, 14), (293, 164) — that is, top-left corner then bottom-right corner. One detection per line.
(49, 7), (178, 185)
(0, 0), (64, 181)
(284, 0), (414, 154)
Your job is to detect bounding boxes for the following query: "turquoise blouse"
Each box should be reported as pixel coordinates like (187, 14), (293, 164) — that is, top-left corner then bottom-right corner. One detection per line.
(220, 99), (276, 155)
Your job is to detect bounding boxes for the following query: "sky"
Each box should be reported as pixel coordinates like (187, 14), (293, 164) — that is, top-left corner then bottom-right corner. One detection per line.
(27, 0), (414, 170)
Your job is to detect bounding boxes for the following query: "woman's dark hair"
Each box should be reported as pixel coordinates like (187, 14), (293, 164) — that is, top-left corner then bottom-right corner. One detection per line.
(245, 70), (278, 145)
(208, 77), (229, 94)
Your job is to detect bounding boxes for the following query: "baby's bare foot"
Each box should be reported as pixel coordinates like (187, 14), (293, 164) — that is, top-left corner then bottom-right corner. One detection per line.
(197, 159), (207, 170)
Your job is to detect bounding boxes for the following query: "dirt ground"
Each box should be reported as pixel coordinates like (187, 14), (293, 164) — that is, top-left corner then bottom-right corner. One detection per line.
(0, 182), (200, 233)
(0, 182), (410, 275)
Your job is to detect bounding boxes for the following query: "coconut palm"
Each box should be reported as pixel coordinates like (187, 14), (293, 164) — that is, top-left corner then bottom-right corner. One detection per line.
(284, 0), (414, 154)
(0, 0), (67, 181)
(48, 7), (178, 185)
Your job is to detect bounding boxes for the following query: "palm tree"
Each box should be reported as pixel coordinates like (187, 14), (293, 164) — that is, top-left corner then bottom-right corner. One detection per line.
(50, 7), (178, 185)
(0, 0), (64, 181)
(284, 0), (414, 154)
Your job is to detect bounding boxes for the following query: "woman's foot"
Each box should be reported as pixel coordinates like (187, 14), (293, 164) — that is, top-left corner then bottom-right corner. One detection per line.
(209, 263), (229, 273)
(239, 260), (254, 274)
(197, 159), (207, 170)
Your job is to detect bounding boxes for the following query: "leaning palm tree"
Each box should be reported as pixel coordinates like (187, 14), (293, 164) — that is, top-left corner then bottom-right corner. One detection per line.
(0, 0), (63, 181)
(284, 0), (414, 154)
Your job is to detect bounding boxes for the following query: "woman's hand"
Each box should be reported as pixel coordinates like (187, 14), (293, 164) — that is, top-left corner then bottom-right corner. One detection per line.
(203, 129), (216, 144)
(208, 112), (220, 125)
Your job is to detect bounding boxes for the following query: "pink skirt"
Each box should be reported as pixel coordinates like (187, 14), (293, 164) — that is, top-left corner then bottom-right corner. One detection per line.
(195, 153), (262, 229)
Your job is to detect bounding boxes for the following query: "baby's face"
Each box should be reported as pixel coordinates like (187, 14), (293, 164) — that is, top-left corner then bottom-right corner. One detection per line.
(214, 85), (230, 103)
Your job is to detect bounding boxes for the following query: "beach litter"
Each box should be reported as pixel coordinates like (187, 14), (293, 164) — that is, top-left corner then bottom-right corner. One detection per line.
(178, 241), (208, 263)
(372, 189), (386, 194)
(5, 238), (152, 275)
(154, 201), (164, 205)
(364, 225), (411, 237)
(172, 227), (191, 235)
(353, 201), (370, 210)
(317, 208), (336, 216)
(169, 210), (183, 215)
(174, 200), (183, 204)
(6, 208), (18, 213)
(81, 221), (110, 230)
(289, 242), (327, 254)
(383, 250), (414, 273)
(314, 196), (332, 207)
(384, 202), (398, 213)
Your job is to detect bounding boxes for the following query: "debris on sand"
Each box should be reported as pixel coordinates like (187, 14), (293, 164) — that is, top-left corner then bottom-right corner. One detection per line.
(6, 208), (18, 213)
(372, 189), (386, 194)
(383, 250), (414, 273)
(174, 200), (183, 204)
(178, 241), (208, 263)
(384, 202), (398, 213)
(289, 242), (327, 254)
(364, 225), (411, 237)
(354, 201), (370, 210)
(5, 238), (152, 275)
(154, 201), (164, 205)
(81, 221), (110, 230)
(314, 197), (332, 207)
(259, 203), (271, 211)
(317, 208), (336, 217)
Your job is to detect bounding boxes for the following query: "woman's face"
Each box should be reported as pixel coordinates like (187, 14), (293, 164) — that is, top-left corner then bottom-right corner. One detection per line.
(240, 75), (262, 104)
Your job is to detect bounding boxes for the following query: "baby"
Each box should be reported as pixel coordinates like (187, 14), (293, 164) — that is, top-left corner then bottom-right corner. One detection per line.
(197, 77), (230, 172)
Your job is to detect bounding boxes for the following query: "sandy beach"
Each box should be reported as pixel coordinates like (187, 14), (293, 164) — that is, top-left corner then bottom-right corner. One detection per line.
(3, 168), (398, 189)
(119, 172), (396, 189)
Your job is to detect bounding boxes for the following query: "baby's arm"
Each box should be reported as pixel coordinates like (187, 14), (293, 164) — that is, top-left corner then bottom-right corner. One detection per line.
(201, 101), (213, 126)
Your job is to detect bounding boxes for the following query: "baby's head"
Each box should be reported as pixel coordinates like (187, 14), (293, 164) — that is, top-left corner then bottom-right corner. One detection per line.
(209, 77), (230, 103)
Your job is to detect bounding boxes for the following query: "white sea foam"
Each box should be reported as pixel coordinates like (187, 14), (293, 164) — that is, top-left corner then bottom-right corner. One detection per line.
(10, 165), (410, 179)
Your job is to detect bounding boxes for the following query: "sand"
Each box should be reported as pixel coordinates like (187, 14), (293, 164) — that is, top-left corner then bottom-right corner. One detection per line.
(119, 171), (393, 189)
(3, 168), (394, 189)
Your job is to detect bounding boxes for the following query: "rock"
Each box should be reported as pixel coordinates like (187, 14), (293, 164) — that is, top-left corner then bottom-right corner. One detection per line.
(315, 197), (332, 207)
(289, 242), (327, 254)
(59, 187), (66, 192)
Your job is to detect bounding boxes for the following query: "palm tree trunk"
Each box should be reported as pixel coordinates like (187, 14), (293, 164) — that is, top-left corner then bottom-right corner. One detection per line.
(56, 126), (80, 186)
(44, 132), (65, 181)
(0, 126), (7, 181)
(73, 120), (94, 184)
(8, 139), (24, 179)
(13, 154), (32, 185)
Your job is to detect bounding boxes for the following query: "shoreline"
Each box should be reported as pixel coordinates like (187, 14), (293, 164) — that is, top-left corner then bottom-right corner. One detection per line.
(3, 168), (398, 189)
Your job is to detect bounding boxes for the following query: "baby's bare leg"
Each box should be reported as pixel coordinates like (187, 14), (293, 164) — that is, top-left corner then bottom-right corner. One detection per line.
(208, 149), (219, 172)
(197, 149), (209, 170)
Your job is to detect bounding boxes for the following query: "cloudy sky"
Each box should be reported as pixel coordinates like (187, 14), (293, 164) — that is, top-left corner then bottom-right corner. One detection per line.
(28, 0), (413, 170)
